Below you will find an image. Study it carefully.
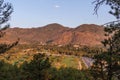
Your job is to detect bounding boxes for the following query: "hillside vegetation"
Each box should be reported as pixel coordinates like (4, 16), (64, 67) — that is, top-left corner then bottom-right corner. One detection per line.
(1, 23), (105, 47)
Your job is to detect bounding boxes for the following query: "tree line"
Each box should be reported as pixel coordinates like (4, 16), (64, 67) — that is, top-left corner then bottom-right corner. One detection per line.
(0, 0), (120, 80)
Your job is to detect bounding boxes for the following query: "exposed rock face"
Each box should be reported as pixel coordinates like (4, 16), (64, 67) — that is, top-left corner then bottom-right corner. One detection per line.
(1, 23), (105, 46)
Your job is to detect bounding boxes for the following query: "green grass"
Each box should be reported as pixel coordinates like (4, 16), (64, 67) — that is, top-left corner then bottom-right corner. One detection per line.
(61, 56), (78, 68)
(49, 55), (79, 69)
(0, 53), (82, 69)
(0, 44), (88, 70)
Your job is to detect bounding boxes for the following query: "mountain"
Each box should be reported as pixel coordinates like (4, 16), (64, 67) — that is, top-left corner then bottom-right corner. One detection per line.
(0, 23), (105, 47)
(53, 24), (105, 46)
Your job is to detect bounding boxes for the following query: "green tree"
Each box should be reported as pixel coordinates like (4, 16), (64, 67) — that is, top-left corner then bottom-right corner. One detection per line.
(21, 54), (51, 80)
(50, 67), (92, 80)
(0, 61), (21, 80)
(93, 0), (120, 19)
(91, 0), (120, 80)
(91, 24), (120, 80)
(0, 0), (19, 54)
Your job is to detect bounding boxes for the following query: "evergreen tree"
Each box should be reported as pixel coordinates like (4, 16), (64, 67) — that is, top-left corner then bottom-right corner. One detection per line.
(0, 0), (18, 54)
(91, 0), (120, 80)
(91, 24), (120, 80)
(93, 0), (120, 19)
(21, 54), (51, 80)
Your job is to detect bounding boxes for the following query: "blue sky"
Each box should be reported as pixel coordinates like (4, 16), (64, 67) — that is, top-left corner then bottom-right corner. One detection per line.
(6, 0), (116, 28)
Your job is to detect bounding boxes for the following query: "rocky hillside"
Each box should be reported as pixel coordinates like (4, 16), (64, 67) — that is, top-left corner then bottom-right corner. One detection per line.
(0, 23), (105, 47)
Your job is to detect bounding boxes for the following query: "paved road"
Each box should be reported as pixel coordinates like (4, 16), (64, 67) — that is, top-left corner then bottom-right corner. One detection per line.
(82, 57), (94, 68)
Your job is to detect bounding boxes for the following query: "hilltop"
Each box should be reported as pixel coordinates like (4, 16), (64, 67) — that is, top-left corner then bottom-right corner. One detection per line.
(1, 23), (105, 47)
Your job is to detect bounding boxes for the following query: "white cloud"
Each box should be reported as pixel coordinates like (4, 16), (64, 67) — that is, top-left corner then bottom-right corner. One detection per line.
(54, 5), (60, 8)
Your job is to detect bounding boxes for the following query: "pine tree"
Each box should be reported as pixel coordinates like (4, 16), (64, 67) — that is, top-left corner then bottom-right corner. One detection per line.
(21, 54), (51, 80)
(93, 0), (120, 19)
(91, 23), (120, 80)
(91, 0), (120, 80)
(0, 0), (19, 54)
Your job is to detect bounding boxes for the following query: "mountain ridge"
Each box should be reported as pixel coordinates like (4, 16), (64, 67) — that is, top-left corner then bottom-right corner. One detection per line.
(1, 23), (105, 47)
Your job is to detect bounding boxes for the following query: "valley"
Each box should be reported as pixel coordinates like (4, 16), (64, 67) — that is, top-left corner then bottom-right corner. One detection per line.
(0, 44), (93, 69)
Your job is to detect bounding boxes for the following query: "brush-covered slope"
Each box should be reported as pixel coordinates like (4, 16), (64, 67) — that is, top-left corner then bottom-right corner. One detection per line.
(1, 23), (105, 46)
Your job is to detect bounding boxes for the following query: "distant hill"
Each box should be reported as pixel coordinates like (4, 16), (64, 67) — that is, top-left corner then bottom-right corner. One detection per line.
(0, 23), (105, 47)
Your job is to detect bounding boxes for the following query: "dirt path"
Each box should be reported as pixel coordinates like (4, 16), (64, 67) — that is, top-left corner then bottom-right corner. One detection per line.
(78, 60), (82, 70)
